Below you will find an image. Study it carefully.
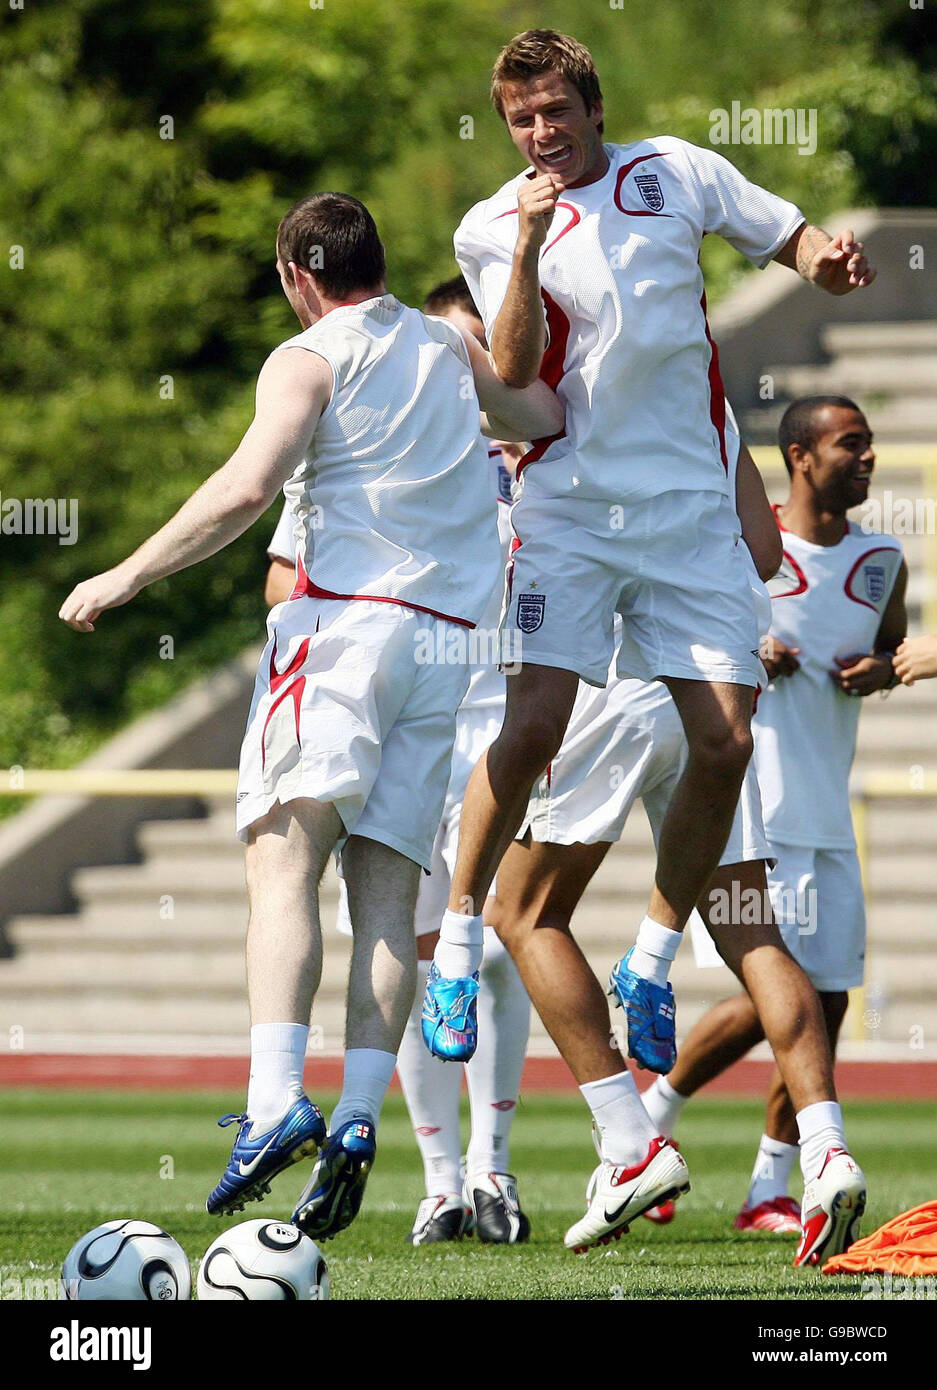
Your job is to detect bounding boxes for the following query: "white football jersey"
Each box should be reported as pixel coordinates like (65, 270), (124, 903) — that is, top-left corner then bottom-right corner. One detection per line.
(455, 138), (803, 506)
(753, 517), (903, 848)
(276, 295), (501, 627)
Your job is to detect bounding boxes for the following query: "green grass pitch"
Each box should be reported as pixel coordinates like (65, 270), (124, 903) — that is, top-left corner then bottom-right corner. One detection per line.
(2, 1089), (931, 1301)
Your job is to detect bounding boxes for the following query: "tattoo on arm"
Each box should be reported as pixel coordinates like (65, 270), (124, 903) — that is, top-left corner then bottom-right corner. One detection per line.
(795, 224), (831, 279)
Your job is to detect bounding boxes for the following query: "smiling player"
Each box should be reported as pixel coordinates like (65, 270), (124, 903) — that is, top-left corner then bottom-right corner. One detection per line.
(643, 397), (907, 1266)
(422, 31), (877, 1237)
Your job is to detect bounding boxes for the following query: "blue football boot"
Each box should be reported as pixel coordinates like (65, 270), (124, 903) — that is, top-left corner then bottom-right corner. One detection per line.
(421, 963), (479, 1061)
(608, 948), (677, 1074)
(291, 1118), (377, 1241)
(206, 1095), (326, 1216)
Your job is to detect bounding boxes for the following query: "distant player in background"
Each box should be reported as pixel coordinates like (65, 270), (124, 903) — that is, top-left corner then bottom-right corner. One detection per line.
(641, 397), (907, 1263)
(60, 195), (564, 1241)
(265, 276), (534, 1245)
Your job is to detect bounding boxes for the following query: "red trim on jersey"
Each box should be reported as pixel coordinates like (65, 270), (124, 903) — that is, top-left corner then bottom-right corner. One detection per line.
(769, 548), (809, 599)
(843, 545), (899, 612)
(700, 290), (728, 472)
(493, 201), (581, 253)
(261, 636), (310, 771)
(516, 289), (570, 480)
(613, 152), (673, 217)
(290, 554), (475, 628)
(772, 503), (788, 532)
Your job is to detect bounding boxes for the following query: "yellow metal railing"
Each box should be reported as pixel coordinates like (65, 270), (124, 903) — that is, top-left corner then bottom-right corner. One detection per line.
(1, 769), (237, 797)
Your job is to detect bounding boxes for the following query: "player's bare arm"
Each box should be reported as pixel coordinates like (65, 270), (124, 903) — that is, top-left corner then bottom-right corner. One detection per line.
(265, 557), (296, 607)
(460, 327), (564, 440)
(831, 558), (908, 695)
(774, 223), (876, 294)
(487, 175), (563, 388)
(893, 633), (937, 686)
(735, 440), (782, 582)
(59, 348), (332, 631)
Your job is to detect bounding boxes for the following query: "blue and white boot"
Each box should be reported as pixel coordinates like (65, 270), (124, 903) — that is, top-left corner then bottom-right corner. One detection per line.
(421, 963), (479, 1061)
(205, 1095), (326, 1216)
(291, 1118), (377, 1241)
(608, 947), (677, 1073)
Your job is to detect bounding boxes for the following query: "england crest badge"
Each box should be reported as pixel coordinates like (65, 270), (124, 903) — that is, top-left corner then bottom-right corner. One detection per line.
(634, 172), (664, 211)
(864, 564), (886, 603)
(517, 592), (546, 633)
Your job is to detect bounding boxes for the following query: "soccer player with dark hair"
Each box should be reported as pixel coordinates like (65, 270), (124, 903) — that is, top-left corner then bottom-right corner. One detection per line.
(60, 195), (563, 1240)
(641, 397), (907, 1264)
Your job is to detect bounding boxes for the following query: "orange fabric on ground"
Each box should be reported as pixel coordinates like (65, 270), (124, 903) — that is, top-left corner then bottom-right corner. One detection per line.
(823, 1200), (937, 1276)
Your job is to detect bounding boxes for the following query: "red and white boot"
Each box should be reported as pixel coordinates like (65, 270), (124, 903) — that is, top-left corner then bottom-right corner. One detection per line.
(733, 1196), (802, 1234)
(565, 1136), (689, 1253)
(793, 1148), (866, 1268)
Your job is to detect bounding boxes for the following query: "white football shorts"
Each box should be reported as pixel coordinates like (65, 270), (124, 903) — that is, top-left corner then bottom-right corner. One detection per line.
(236, 594), (470, 869)
(505, 488), (761, 689)
(766, 843), (866, 992)
(335, 701), (503, 937)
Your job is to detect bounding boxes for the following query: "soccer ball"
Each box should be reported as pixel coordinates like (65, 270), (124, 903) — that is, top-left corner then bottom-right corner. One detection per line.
(197, 1220), (329, 1301)
(61, 1219), (191, 1300)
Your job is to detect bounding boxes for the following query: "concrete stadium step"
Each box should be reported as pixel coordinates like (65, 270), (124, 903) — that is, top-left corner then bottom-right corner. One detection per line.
(766, 356), (937, 397)
(866, 803), (937, 846)
(821, 322), (937, 356)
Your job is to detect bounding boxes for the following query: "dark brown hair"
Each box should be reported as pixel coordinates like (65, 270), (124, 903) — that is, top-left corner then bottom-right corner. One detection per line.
(276, 193), (385, 298)
(422, 274), (480, 318)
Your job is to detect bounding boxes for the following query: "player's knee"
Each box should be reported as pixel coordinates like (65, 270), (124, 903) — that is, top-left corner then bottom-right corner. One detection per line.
(688, 723), (753, 784)
(499, 708), (567, 778)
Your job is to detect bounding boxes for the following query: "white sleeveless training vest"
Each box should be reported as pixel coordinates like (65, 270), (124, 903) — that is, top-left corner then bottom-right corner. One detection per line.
(753, 514), (903, 848)
(276, 295), (501, 627)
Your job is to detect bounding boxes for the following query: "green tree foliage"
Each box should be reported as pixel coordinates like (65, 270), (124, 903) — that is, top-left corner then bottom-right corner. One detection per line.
(1, 0), (934, 777)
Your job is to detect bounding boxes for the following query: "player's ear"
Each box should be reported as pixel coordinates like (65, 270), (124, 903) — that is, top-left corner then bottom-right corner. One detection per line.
(787, 442), (811, 475)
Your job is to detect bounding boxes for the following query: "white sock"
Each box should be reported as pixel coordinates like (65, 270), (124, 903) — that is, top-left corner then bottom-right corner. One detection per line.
(797, 1100), (847, 1184)
(246, 1022), (308, 1132)
(641, 1074), (688, 1139)
(746, 1133), (800, 1206)
(330, 1048), (397, 1132)
(397, 960), (463, 1196)
(580, 1069), (660, 1167)
(434, 908), (484, 978)
(465, 928), (531, 1176)
(629, 916), (682, 987)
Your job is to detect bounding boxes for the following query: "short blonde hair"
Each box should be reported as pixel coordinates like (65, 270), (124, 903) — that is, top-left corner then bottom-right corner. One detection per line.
(490, 29), (603, 130)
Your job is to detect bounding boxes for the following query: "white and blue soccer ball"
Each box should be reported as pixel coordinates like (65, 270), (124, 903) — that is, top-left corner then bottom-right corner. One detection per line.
(61, 1219), (191, 1300)
(197, 1220), (329, 1301)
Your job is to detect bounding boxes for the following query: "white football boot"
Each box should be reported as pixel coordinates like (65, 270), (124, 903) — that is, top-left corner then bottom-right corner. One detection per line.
(463, 1171), (531, 1244)
(407, 1193), (471, 1246)
(564, 1135), (690, 1254)
(794, 1147), (866, 1268)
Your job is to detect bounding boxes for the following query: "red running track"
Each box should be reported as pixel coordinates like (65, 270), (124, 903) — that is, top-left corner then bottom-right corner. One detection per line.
(1, 1054), (934, 1098)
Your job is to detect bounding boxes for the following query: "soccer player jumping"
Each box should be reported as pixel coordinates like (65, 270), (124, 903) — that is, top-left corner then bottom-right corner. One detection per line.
(60, 194), (563, 1240)
(422, 29), (876, 1246)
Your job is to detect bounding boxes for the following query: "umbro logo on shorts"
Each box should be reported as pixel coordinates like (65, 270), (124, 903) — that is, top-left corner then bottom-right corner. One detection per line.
(517, 592), (546, 633)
